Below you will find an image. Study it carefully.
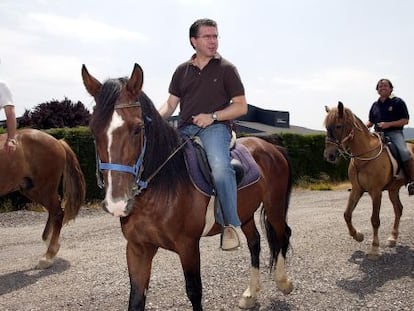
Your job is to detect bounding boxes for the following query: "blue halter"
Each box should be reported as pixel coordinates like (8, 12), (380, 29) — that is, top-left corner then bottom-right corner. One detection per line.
(97, 134), (148, 194)
(94, 102), (150, 195)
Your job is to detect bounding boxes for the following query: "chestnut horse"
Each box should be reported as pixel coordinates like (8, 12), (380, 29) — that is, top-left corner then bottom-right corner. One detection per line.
(323, 101), (413, 259)
(82, 63), (293, 310)
(0, 129), (86, 268)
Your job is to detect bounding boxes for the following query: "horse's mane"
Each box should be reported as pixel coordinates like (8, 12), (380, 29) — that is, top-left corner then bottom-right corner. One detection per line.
(90, 78), (126, 134)
(138, 91), (189, 188)
(324, 106), (354, 127)
(324, 105), (370, 134)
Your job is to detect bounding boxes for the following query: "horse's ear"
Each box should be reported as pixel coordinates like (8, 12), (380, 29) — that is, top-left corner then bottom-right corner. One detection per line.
(338, 101), (344, 118)
(325, 105), (330, 113)
(127, 63), (144, 98)
(81, 64), (102, 97)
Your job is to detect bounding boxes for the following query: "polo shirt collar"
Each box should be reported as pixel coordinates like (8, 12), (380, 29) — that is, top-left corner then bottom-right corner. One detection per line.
(189, 53), (221, 66)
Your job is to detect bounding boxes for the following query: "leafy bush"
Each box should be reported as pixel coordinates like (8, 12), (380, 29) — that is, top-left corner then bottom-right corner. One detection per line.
(18, 98), (91, 129)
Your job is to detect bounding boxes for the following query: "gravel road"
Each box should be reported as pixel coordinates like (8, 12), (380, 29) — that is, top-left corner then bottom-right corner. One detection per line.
(1, 189), (413, 311)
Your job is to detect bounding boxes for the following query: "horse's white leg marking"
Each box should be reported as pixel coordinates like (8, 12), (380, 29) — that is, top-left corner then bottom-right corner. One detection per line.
(273, 253), (293, 294)
(36, 257), (54, 269)
(104, 111), (129, 217)
(387, 235), (397, 247)
(238, 267), (260, 309)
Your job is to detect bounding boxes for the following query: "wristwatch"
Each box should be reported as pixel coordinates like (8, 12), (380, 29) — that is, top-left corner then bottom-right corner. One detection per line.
(211, 112), (218, 121)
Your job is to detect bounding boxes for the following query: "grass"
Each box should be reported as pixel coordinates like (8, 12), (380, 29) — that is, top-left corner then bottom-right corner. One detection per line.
(295, 174), (351, 191)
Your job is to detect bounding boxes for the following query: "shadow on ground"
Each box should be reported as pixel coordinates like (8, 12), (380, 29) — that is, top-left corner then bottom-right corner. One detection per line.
(337, 246), (414, 298)
(0, 258), (70, 296)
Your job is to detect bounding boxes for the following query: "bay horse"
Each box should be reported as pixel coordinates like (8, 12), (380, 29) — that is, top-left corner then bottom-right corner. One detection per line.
(82, 63), (293, 310)
(0, 129), (86, 268)
(323, 101), (413, 259)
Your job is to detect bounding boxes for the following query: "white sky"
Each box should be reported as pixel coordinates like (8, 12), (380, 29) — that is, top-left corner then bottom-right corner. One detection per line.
(1, 0), (413, 130)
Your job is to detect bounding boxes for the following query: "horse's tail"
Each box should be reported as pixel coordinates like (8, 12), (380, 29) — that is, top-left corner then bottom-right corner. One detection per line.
(59, 139), (86, 224)
(261, 145), (293, 271)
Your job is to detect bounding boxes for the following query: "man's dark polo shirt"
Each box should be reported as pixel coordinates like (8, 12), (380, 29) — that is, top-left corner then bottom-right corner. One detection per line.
(168, 54), (245, 127)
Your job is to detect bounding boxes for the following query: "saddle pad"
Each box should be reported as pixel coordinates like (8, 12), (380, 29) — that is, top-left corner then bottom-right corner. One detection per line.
(385, 146), (403, 178)
(184, 141), (261, 196)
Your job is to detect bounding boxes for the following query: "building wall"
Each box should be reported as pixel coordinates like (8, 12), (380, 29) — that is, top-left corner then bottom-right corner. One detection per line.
(237, 105), (290, 128)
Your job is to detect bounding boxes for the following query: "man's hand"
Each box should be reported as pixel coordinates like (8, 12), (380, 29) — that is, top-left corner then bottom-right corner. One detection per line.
(192, 113), (215, 128)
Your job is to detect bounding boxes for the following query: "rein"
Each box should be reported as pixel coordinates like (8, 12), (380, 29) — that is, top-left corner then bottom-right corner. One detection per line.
(327, 121), (384, 161)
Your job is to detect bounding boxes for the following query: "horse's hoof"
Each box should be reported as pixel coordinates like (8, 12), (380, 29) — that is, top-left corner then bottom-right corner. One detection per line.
(35, 257), (54, 269)
(354, 232), (364, 242)
(277, 280), (294, 295)
(367, 248), (381, 261)
(387, 238), (397, 248)
(238, 296), (257, 309)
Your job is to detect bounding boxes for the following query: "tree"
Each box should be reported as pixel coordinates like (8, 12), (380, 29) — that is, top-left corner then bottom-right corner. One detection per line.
(18, 97), (91, 129)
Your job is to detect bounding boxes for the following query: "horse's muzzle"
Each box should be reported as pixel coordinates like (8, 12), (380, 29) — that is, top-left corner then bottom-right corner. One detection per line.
(101, 198), (131, 217)
(324, 149), (339, 164)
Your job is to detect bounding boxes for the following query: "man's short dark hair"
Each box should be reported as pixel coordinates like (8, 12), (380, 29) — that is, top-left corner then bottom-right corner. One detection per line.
(189, 18), (217, 38)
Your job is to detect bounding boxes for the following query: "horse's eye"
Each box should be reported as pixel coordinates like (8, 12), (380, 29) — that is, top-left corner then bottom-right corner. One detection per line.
(133, 125), (144, 135)
(133, 127), (141, 135)
(336, 125), (342, 130)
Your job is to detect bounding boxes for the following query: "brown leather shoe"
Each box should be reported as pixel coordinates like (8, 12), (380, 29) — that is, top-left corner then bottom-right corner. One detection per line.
(221, 225), (241, 251)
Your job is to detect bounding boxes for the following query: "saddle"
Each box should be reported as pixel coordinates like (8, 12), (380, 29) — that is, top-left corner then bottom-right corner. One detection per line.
(183, 135), (261, 196)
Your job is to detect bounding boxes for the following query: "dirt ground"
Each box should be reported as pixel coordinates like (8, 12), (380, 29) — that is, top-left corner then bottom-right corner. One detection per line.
(1, 189), (413, 311)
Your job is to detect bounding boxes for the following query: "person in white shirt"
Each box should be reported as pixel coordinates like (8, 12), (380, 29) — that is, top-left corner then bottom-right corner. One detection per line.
(0, 81), (17, 153)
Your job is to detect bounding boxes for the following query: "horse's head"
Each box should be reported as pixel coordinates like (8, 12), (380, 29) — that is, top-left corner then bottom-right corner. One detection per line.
(82, 64), (146, 217)
(323, 101), (356, 163)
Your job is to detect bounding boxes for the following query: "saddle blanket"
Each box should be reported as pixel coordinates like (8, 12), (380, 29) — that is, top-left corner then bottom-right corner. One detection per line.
(184, 140), (261, 196)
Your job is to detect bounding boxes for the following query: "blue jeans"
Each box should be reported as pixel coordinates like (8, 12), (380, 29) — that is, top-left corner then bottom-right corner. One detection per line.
(180, 123), (241, 227)
(385, 130), (411, 162)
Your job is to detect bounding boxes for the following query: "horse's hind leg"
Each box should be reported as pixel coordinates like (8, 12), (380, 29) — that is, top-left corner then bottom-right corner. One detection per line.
(29, 191), (64, 269)
(263, 201), (293, 295)
(271, 222), (293, 295)
(238, 218), (261, 309)
(386, 188), (403, 247)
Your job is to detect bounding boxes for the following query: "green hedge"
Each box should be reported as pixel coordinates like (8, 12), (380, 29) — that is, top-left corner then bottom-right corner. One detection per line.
(0, 128), (348, 210)
(275, 133), (349, 182)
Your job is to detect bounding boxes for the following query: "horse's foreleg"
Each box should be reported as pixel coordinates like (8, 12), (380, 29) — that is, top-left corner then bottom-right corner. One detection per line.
(344, 189), (364, 242)
(178, 240), (202, 311)
(238, 220), (261, 309)
(126, 242), (157, 311)
(387, 189), (403, 247)
(367, 192), (382, 259)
